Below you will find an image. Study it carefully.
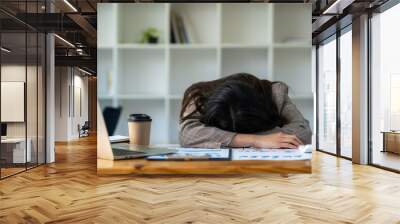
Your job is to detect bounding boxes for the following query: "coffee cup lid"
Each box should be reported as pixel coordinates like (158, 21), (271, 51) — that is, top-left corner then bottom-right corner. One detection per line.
(128, 114), (152, 122)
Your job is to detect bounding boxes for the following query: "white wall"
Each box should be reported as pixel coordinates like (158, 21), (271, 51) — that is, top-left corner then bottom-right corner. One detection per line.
(1, 65), (36, 137)
(1, 64), (46, 164)
(55, 67), (89, 141)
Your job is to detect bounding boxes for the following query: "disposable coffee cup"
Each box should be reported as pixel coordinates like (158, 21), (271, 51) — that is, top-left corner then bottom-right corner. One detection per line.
(128, 114), (152, 146)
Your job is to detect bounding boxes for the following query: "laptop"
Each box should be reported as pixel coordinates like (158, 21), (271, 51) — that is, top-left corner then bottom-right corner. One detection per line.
(97, 103), (176, 160)
(111, 143), (176, 160)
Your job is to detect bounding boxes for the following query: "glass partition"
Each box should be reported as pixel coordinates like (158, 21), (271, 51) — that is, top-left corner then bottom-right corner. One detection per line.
(1, 31), (28, 177)
(317, 36), (337, 154)
(38, 32), (46, 165)
(0, 2), (46, 179)
(339, 27), (352, 158)
(27, 31), (38, 169)
(370, 3), (400, 171)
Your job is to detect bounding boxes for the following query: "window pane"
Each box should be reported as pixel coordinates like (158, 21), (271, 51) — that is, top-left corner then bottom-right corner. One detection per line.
(38, 33), (46, 165)
(318, 37), (337, 154)
(1, 31), (28, 178)
(371, 3), (400, 171)
(27, 31), (38, 169)
(340, 29), (352, 158)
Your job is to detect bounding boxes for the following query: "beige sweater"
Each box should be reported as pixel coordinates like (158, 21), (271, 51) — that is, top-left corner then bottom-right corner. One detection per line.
(179, 82), (312, 148)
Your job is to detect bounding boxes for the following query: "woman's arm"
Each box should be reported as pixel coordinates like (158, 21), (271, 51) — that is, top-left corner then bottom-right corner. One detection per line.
(179, 103), (237, 148)
(181, 118), (302, 149)
(179, 83), (311, 148)
(230, 132), (302, 149)
(180, 102), (303, 149)
(272, 83), (312, 144)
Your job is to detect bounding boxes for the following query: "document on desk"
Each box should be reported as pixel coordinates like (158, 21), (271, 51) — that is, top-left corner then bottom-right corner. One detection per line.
(231, 145), (313, 161)
(147, 148), (230, 160)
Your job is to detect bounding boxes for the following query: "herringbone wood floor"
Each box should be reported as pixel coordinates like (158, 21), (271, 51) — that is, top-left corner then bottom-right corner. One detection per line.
(1, 135), (400, 224)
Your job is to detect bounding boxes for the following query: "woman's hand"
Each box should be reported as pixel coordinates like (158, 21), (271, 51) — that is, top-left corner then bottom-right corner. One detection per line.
(230, 132), (303, 149)
(253, 132), (303, 149)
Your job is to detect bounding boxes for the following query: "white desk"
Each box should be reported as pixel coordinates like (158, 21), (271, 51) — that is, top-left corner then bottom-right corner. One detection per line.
(1, 138), (31, 163)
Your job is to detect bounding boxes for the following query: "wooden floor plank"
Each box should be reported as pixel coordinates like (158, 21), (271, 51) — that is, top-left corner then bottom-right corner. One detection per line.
(1, 135), (400, 223)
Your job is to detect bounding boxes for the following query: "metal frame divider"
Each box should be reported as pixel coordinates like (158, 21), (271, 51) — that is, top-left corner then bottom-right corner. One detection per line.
(315, 23), (353, 162)
(0, 0), (48, 180)
(336, 26), (341, 157)
(0, 22), (2, 179)
(367, 1), (400, 172)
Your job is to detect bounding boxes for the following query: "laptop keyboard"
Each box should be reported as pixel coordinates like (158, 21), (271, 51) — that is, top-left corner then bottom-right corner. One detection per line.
(112, 148), (144, 157)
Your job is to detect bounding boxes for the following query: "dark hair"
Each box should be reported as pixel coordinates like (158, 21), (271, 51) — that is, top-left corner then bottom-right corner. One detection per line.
(180, 73), (285, 133)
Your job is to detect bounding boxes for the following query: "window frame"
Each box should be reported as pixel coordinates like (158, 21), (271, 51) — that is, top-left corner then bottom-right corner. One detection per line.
(0, 2), (48, 180)
(367, 0), (400, 173)
(315, 24), (353, 161)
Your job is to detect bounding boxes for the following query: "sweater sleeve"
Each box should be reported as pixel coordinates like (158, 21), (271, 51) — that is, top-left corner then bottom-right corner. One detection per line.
(272, 83), (312, 144)
(179, 82), (312, 147)
(179, 102), (236, 148)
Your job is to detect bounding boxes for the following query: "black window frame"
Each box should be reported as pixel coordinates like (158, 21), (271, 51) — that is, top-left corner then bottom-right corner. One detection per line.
(0, 1), (48, 180)
(315, 22), (353, 161)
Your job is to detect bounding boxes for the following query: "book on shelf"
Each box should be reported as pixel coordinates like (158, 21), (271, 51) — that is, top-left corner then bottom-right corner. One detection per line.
(170, 11), (196, 44)
(177, 14), (188, 43)
(171, 12), (181, 43)
(170, 23), (176, 44)
(181, 13), (196, 44)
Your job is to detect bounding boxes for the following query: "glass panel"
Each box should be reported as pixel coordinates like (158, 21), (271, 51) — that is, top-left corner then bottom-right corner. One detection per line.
(340, 29), (352, 158)
(27, 31), (38, 169)
(0, 1), (46, 178)
(38, 33), (46, 165)
(318, 37), (337, 154)
(371, 4), (400, 171)
(26, 0), (39, 169)
(1, 31), (28, 177)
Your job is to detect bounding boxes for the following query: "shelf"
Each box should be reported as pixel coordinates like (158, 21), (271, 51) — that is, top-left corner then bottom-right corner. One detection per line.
(168, 95), (183, 100)
(222, 4), (270, 45)
(221, 44), (270, 49)
(170, 3), (218, 44)
(170, 48), (218, 95)
(97, 4), (117, 47)
(117, 48), (166, 95)
(169, 44), (270, 49)
(117, 4), (166, 44)
(170, 44), (217, 49)
(117, 44), (166, 49)
(273, 42), (311, 48)
(98, 46), (115, 50)
(273, 4), (311, 44)
(221, 48), (269, 78)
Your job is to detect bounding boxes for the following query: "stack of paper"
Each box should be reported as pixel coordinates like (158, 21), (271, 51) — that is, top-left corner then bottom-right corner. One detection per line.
(172, 148), (230, 158)
(147, 148), (230, 160)
(231, 145), (313, 161)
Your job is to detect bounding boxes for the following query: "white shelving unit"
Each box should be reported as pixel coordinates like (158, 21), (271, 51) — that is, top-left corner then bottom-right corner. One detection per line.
(98, 3), (312, 144)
